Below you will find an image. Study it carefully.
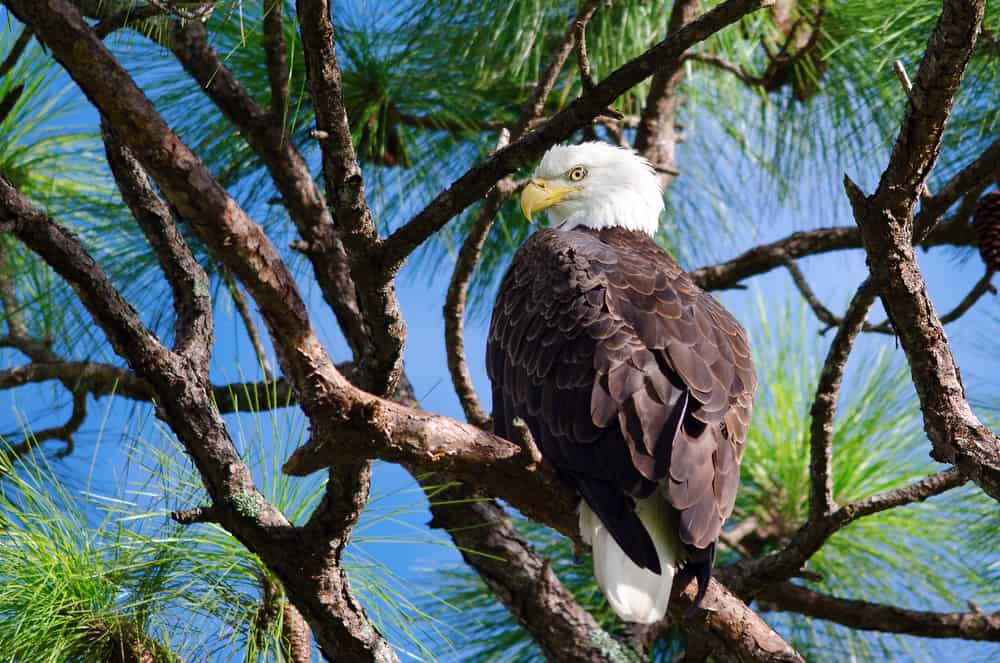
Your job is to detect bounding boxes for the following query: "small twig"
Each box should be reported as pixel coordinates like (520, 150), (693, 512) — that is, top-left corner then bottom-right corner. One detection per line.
(8, 388), (86, 459)
(808, 279), (878, 521)
(262, 0), (290, 120)
(442, 133), (510, 430)
(0, 84), (24, 127)
(574, 15), (597, 91)
(683, 52), (764, 86)
(940, 269), (996, 324)
(0, 243), (28, 339)
(0, 26), (32, 80)
(893, 60), (917, 107)
(574, 13), (624, 119)
(171, 504), (223, 525)
(513, 0), (602, 137)
(223, 268), (274, 380)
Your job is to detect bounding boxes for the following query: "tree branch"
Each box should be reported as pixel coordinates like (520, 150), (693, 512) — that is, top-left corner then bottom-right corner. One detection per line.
(846, 0), (1000, 502)
(635, 0), (702, 190)
(7, 387), (84, 459)
(101, 119), (213, 370)
(154, 18), (372, 375)
(222, 268), (274, 380)
(687, 216), (976, 292)
(758, 582), (1000, 641)
(0, 25), (32, 80)
(262, 0), (289, 120)
(808, 279), (878, 521)
(0, 168), (392, 660)
(721, 468), (967, 596)
(295, 0), (405, 395)
(442, 183), (505, 430)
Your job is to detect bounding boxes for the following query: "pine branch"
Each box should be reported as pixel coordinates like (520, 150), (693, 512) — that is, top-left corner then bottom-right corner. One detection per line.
(687, 216), (976, 292)
(758, 582), (1000, 641)
(807, 279), (878, 521)
(222, 268), (274, 380)
(262, 0), (289, 120)
(635, 0), (702, 190)
(161, 19), (373, 372)
(101, 119), (213, 370)
(720, 468), (967, 596)
(295, 0), (405, 395)
(0, 25), (32, 79)
(846, 0), (1000, 502)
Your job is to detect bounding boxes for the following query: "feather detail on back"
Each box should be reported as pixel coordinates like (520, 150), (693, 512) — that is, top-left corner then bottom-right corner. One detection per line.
(487, 225), (755, 620)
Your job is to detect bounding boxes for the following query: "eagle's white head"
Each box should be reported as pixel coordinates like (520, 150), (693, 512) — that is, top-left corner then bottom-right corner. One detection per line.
(520, 141), (664, 236)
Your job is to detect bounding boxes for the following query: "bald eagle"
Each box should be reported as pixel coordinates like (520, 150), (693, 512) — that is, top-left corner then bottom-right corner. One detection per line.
(487, 142), (755, 624)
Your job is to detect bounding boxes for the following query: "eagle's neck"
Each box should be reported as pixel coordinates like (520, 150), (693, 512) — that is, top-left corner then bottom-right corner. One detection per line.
(549, 191), (662, 237)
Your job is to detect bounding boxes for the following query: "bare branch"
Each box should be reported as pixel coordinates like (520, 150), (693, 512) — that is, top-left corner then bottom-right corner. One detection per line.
(633, 0), (701, 190)
(683, 52), (763, 86)
(940, 268), (996, 323)
(760, 582), (1000, 641)
(808, 279), (878, 520)
(0, 83), (24, 126)
(688, 216), (976, 292)
(0, 25), (32, 79)
(671, 579), (805, 663)
(262, 0), (290, 119)
(101, 119), (213, 370)
(847, 0), (1000, 502)
(513, 0), (602, 138)
(0, 243), (28, 339)
(295, 0), (405, 394)
(223, 269), (274, 380)
(8, 388), (85, 459)
(154, 19), (372, 374)
(721, 468), (967, 596)
(170, 504), (222, 525)
(0, 179), (168, 366)
(914, 135), (1000, 238)
(443, 187), (505, 430)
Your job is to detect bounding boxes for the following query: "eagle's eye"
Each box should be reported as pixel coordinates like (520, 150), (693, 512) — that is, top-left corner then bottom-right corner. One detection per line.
(568, 166), (588, 182)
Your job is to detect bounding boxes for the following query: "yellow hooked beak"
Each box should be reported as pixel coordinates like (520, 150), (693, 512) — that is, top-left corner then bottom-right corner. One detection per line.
(520, 178), (580, 221)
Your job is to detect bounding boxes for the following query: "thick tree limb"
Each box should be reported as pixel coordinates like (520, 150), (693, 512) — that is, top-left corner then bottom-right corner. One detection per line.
(379, 0), (775, 274)
(671, 579), (805, 663)
(846, 0), (1000, 502)
(758, 582), (1000, 641)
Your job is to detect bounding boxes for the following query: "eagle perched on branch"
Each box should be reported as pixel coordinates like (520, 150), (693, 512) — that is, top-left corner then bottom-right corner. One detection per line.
(487, 142), (756, 623)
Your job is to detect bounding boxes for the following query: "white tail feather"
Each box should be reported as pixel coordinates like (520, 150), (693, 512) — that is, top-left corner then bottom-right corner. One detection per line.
(578, 495), (682, 624)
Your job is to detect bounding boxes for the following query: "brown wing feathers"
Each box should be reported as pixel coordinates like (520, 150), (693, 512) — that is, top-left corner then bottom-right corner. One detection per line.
(487, 226), (755, 571)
